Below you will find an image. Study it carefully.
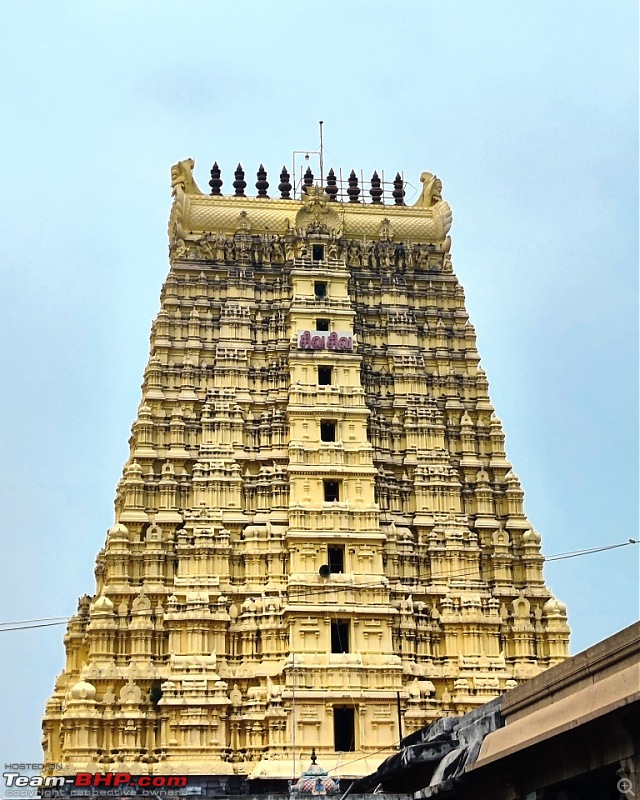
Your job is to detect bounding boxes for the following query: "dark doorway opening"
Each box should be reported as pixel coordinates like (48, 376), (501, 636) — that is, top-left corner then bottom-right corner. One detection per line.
(324, 480), (340, 502)
(320, 420), (336, 441)
(312, 244), (325, 261)
(328, 545), (344, 573)
(331, 620), (350, 653)
(318, 366), (332, 386)
(334, 706), (355, 752)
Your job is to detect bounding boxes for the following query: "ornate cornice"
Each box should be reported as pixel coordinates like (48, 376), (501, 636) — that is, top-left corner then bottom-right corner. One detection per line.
(168, 158), (452, 248)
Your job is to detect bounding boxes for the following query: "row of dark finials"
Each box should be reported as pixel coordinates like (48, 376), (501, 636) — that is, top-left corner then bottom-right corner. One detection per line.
(209, 162), (407, 205)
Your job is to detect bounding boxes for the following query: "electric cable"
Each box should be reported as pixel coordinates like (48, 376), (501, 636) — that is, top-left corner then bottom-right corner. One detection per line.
(325, 740), (401, 775)
(0, 615), (69, 627)
(545, 540), (637, 561)
(0, 621), (69, 632)
(284, 538), (638, 602)
(0, 539), (636, 633)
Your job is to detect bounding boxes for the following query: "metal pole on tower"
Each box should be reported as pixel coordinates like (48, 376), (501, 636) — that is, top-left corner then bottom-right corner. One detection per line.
(319, 120), (324, 187)
(292, 649), (297, 781)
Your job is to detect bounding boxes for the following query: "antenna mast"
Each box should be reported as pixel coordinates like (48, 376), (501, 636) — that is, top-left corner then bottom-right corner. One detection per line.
(291, 123), (325, 198)
(319, 120), (324, 187)
(292, 649), (297, 782)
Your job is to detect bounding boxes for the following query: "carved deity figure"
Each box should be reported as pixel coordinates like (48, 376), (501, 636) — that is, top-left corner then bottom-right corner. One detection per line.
(172, 239), (188, 260)
(379, 218), (392, 241)
(270, 235), (284, 263)
(405, 244), (415, 268)
(237, 238), (250, 261)
(252, 238), (263, 264)
(236, 210), (251, 233)
(348, 240), (362, 266)
(365, 240), (378, 268)
(380, 241), (394, 268)
(199, 233), (214, 259)
(214, 233), (226, 261)
(418, 244), (428, 266)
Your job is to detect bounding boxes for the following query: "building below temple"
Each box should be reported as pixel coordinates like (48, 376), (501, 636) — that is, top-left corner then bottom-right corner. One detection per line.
(355, 622), (639, 800)
(42, 156), (570, 787)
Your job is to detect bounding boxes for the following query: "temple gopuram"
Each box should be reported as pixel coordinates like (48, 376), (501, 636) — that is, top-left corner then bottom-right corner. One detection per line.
(42, 157), (570, 792)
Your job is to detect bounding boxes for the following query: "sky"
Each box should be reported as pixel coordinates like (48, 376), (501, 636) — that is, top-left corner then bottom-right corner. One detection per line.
(0, 0), (637, 767)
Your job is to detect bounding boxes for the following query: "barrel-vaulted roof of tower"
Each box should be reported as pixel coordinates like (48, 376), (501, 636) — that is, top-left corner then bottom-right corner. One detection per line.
(168, 158), (452, 247)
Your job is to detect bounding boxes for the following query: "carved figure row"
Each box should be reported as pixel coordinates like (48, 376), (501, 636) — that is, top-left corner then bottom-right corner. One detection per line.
(171, 233), (449, 272)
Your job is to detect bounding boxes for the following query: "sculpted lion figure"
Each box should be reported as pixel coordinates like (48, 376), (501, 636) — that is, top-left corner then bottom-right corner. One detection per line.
(412, 170), (453, 237)
(414, 171), (443, 208)
(170, 158), (202, 197)
(168, 158), (201, 253)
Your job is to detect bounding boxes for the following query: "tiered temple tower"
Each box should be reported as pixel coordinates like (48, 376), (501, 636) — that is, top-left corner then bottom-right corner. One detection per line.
(43, 158), (570, 786)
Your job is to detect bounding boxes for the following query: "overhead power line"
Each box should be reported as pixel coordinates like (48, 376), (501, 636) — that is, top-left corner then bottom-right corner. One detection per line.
(1, 539), (636, 633)
(0, 615), (70, 627)
(545, 540), (637, 561)
(0, 620), (70, 632)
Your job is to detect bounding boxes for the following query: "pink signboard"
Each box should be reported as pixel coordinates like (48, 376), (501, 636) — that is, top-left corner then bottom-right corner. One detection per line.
(298, 331), (353, 351)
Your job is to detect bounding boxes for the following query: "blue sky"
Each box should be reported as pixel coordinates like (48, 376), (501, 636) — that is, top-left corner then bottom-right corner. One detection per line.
(0, 0), (637, 764)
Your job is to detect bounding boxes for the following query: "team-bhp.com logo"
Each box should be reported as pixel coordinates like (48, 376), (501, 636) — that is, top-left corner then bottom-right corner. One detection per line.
(3, 771), (188, 797)
(74, 774), (187, 790)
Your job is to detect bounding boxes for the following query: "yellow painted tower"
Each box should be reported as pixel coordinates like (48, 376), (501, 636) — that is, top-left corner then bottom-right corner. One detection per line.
(43, 158), (569, 785)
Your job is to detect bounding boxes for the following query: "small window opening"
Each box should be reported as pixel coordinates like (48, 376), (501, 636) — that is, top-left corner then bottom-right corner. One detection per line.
(334, 707), (355, 752)
(316, 318), (330, 331)
(328, 545), (344, 573)
(312, 244), (325, 261)
(149, 682), (163, 706)
(331, 620), (350, 653)
(314, 281), (327, 299)
(324, 480), (340, 502)
(320, 420), (336, 442)
(318, 366), (332, 386)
